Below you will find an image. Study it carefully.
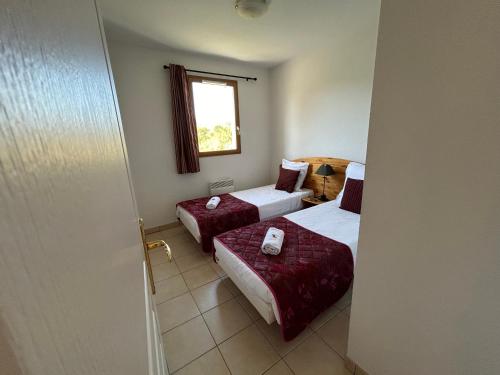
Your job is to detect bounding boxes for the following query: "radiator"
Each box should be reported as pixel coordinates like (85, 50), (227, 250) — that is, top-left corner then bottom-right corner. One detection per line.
(209, 178), (234, 195)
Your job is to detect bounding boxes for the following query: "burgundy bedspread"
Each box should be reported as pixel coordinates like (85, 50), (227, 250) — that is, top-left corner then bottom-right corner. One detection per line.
(177, 194), (260, 253)
(215, 217), (353, 341)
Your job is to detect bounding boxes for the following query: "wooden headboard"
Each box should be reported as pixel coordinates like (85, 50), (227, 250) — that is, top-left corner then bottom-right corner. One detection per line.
(293, 157), (350, 200)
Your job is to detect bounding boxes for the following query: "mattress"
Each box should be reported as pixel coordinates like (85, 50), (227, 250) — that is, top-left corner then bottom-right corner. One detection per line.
(214, 201), (360, 324)
(176, 184), (313, 243)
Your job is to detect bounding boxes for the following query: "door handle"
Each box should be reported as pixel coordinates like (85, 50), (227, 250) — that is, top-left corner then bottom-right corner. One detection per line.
(139, 218), (174, 295)
(146, 240), (172, 262)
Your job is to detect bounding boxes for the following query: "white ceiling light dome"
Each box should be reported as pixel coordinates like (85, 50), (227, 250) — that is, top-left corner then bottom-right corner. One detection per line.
(235, 0), (271, 19)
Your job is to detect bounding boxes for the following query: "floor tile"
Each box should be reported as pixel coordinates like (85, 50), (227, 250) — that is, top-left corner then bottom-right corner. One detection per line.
(210, 261), (227, 277)
(154, 275), (188, 305)
(236, 295), (262, 321)
(152, 261), (180, 282)
(163, 316), (215, 373)
(219, 276), (242, 296)
(167, 233), (197, 249)
(264, 360), (294, 375)
(149, 247), (170, 266)
(175, 252), (211, 272)
(174, 348), (230, 375)
(170, 237), (201, 259)
(219, 324), (280, 375)
(284, 334), (349, 375)
(354, 364), (370, 375)
(183, 264), (219, 290)
(203, 299), (253, 344)
(146, 226), (186, 241)
(342, 305), (351, 317)
(334, 286), (352, 311)
(191, 278), (234, 313)
(256, 319), (313, 356)
(344, 356), (356, 374)
(145, 231), (167, 242)
(161, 225), (188, 239)
(316, 311), (350, 358)
(157, 293), (200, 332)
(310, 304), (342, 331)
(170, 247), (201, 260)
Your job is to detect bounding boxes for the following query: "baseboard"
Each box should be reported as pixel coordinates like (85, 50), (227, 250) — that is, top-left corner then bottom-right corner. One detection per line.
(144, 220), (180, 235)
(345, 356), (370, 375)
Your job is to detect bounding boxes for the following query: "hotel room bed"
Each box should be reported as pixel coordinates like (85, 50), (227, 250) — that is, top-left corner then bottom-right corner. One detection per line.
(212, 159), (364, 340)
(213, 201), (360, 335)
(176, 184), (313, 251)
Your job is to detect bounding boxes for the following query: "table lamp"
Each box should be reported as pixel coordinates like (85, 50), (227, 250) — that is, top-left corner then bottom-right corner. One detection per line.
(315, 164), (335, 201)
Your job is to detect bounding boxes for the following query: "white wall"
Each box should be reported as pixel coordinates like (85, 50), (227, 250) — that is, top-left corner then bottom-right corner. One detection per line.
(269, 1), (380, 177)
(106, 1), (381, 226)
(107, 40), (271, 227)
(348, 1), (500, 375)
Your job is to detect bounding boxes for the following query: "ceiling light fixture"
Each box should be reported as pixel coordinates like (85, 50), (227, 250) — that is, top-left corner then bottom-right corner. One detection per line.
(235, 0), (271, 19)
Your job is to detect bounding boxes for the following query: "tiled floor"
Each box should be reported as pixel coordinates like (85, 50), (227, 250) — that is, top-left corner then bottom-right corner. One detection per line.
(147, 225), (352, 375)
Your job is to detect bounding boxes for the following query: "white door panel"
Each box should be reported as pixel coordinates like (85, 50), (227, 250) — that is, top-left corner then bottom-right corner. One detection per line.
(144, 261), (169, 375)
(0, 0), (165, 374)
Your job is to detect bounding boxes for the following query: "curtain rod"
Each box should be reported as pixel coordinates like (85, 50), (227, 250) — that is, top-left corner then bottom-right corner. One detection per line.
(163, 65), (257, 82)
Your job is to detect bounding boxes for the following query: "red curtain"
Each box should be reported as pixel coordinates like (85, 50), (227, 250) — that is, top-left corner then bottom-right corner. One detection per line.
(169, 64), (200, 174)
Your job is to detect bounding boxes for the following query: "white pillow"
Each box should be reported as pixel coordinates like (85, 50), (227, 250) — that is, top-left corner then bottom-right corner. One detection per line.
(333, 162), (365, 206)
(281, 159), (309, 191)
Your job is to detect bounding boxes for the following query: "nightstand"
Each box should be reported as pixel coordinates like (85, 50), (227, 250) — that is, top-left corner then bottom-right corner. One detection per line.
(302, 196), (328, 208)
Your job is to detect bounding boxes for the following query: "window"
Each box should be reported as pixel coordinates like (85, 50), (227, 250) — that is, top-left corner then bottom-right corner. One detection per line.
(188, 75), (241, 157)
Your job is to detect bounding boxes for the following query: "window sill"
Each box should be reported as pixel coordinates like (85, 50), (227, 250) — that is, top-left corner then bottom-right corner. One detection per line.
(199, 149), (241, 157)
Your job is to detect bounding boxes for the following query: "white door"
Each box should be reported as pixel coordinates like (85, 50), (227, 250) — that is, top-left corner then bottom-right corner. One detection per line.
(0, 1), (166, 374)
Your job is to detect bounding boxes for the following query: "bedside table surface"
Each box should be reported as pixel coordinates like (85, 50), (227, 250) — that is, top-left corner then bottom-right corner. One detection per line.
(302, 196), (328, 205)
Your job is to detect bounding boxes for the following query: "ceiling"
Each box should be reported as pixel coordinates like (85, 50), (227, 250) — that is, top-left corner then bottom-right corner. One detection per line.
(100, 0), (378, 67)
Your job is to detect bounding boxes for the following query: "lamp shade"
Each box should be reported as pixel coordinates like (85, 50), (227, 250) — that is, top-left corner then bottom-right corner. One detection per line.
(315, 164), (335, 176)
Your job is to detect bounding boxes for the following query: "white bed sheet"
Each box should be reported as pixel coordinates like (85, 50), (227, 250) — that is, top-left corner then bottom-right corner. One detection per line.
(214, 201), (360, 324)
(176, 184), (312, 243)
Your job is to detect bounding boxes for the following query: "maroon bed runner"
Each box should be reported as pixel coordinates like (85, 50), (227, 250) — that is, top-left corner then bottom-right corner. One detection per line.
(177, 194), (260, 253)
(215, 217), (354, 341)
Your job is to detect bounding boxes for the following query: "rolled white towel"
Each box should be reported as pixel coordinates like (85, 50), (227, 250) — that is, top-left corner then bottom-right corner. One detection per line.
(261, 227), (285, 255)
(206, 196), (221, 210)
